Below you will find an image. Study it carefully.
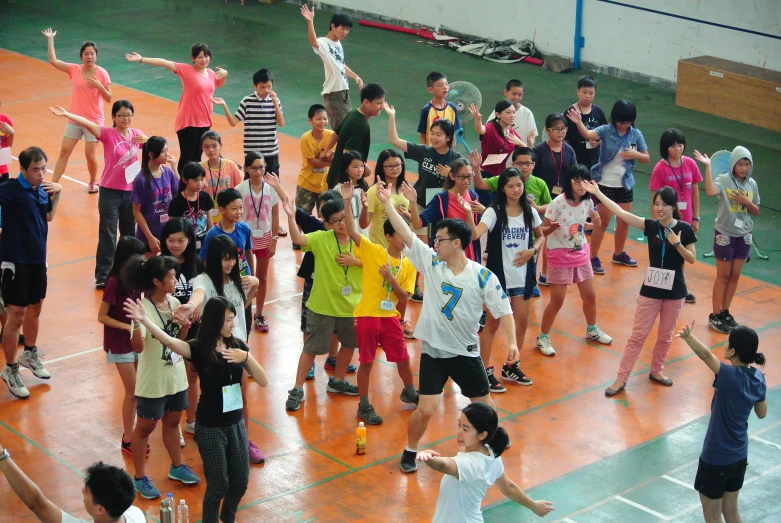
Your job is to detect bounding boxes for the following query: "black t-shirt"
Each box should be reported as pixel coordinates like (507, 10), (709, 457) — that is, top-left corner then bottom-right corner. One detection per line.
(188, 338), (248, 428)
(564, 104), (607, 168)
(167, 191), (215, 245)
(406, 143), (463, 207)
(640, 219), (697, 300)
(532, 141), (577, 193)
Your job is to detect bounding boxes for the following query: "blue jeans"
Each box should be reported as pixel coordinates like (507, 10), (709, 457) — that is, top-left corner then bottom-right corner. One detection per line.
(96, 187), (135, 283)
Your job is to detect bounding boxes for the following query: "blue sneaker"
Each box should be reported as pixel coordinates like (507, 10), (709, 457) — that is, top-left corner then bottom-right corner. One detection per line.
(134, 476), (160, 499)
(306, 362), (315, 380)
(591, 256), (606, 275)
(324, 356), (356, 373)
(168, 464), (200, 485)
(612, 252), (638, 267)
(538, 274), (549, 286)
(532, 286), (540, 298)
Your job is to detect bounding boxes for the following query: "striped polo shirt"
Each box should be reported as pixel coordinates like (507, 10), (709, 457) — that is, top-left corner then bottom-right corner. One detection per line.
(234, 92), (282, 157)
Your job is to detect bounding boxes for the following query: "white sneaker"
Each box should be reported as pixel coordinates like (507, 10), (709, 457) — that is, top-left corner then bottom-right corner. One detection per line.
(586, 326), (613, 345)
(536, 336), (555, 356)
(1, 366), (30, 399)
(179, 426), (185, 447)
(18, 348), (51, 379)
(184, 421), (196, 434)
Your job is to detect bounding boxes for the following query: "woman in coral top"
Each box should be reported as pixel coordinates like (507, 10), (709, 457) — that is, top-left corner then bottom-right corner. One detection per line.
(43, 28), (112, 193)
(125, 44), (228, 174)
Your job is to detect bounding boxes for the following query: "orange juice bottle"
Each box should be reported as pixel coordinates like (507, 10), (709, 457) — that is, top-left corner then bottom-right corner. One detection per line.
(356, 422), (366, 455)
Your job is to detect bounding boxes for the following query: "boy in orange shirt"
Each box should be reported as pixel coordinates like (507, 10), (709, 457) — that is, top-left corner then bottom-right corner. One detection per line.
(341, 182), (419, 424)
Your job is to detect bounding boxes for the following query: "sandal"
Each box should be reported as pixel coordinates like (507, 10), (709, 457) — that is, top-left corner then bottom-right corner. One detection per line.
(88, 182), (99, 194)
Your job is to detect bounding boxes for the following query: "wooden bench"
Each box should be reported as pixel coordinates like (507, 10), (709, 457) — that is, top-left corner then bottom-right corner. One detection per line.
(675, 56), (781, 132)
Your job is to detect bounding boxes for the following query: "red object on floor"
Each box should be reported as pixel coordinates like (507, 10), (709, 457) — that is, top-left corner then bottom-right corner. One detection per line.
(358, 19), (435, 40)
(522, 56), (544, 66)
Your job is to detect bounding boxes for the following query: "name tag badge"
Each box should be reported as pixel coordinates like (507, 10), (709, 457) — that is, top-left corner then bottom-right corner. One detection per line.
(252, 229), (264, 238)
(222, 383), (243, 413)
(585, 141), (597, 149)
(124, 160), (141, 184)
(196, 240), (202, 250)
(630, 143), (638, 151)
(734, 218), (744, 229)
(380, 299), (395, 311)
(686, 182), (692, 188)
(552, 185), (563, 195)
(644, 267), (675, 291)
(209, 209), (219, 217)
(677, 201), (687, 210)
(341, 285), (352, 296)
(159, 214), (170, 223)
(170, 350), (182, 365)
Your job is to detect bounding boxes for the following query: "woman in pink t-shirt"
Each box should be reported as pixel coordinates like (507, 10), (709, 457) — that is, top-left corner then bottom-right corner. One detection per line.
(43, 28), (112, 193)
(469, 100), (526, 177)
(50, 100), (149, 287)
(125, 44), (228, 173)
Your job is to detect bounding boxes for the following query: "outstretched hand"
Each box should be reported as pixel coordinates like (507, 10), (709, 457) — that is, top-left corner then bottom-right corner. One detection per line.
(382, 102), (396, 117)
(693, 150), (710, 166)
(580, 180), (599, 194)
(49, 105), (67, 117)
(415, 449), (441, 462)
(375, 181), (392, 204)
(42, 28), (56, 39)
(468, 149), (482, 170)
(676, 320), (695, 340)
(340, 181), (355, 200)
(123, 298), (147, 323)
(300, 4), (315, 21)
(125, 52), (142, 63)
(281, 196), (296, 217)
(468, 103), (481, 120)
(400, 181), (416, 203)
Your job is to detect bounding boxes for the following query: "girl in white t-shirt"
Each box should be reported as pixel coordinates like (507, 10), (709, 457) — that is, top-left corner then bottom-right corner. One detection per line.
(338, 150), (370, 235)
(470, 168), (543, 391)
(417, 403), (554, 523)
(537, 165), (612, 356)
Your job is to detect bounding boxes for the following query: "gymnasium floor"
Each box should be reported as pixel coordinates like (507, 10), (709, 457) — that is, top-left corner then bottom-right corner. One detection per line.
(0, 2), (780, 522)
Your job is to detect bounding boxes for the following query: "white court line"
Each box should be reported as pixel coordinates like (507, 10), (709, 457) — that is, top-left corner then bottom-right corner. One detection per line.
(264, 293), (303, 305)
(562, 519), (578, 523)
(11, 156), (89, 187)
(752, 420), (781, 437)
(614, 496), (669, 519)
(750, 435), (781, 450)
(661, 474), (697, 491)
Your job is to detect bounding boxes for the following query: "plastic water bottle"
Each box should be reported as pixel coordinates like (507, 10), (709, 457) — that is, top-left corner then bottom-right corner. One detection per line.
(178, 499), (190, 523)
(159, 494), (173, 523)
(356, 421), (366, 455)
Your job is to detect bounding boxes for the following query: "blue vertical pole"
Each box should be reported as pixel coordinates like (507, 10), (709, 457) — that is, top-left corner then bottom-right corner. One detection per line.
(574, 0), (585, 70)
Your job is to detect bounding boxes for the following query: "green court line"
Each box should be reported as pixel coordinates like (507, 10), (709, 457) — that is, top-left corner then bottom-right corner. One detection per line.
(47, 255), (95, 269)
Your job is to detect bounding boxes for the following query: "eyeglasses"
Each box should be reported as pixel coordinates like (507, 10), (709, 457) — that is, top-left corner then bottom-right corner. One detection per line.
(433, 237), (456, 246)
(329, 216), (347, 226)
(247, 166), (266, 172)
(115, 113), (134, 119)
(548, 127), (567, 133)
(455, 175), (473, 181)
(513, 161), (534, 167)
(383, 163), (403, 170)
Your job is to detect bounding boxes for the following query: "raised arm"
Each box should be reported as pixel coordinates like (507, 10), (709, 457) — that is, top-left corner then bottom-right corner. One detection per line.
(123, 298), (192, 358)
(495, 473), (555, 518)
(42, 28), (68, 73)
(677, 321), (720, 374)
(400, 182), (422, 231)
(469, 150), (490, 190)
(211, 97), (240, 127)
(693, 151), (719, 198)
(301, 4), (319, 47)
(0, 441), (62, 523)
(380, 182), (414, 247)
(565, 109), (599, 141)
(415, 450), (459, 477)
(383, 103), (408, 152)
(49, 105), (101, 138)
(125, 52), (176, 72)
(469, 104), (486, 135)
(582, 180), (644, 230)
(340, 183), (362, 244)
(282, 197), (307, 247)
(264, 172), (289, 202)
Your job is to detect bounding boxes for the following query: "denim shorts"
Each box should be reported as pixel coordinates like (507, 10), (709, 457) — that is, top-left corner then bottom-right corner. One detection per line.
(506, 287), (525, 298)
(136, 390), (188, 420)
(106, 350), (137, 364)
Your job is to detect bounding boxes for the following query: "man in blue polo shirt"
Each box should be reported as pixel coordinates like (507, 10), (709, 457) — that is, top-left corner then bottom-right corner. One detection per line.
(0, 147), (63, 399)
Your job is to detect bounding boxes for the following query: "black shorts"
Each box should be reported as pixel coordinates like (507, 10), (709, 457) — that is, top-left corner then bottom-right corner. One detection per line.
(695, 457), (748, 500)
(1, 263), (47, 307)
(419, 352), (490, 398)
(597, 184), (634, 203)
(264, 154), (280, 177)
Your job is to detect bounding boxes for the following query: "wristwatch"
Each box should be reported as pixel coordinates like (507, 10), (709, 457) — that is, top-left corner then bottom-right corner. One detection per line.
(0, 449), (9, 462)
(272, 236), (279, 241)
(532, 247), (539, 256)
(692, 217), (700, 222)
(674, 241), (682, 248)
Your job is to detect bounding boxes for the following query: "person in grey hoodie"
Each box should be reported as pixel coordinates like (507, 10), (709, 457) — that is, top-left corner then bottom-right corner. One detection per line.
(694, 146), (760, 334)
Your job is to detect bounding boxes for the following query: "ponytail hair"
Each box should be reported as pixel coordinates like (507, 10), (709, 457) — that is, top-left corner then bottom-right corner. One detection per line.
(653, 186), (681, 221)
(178, 161), (206, 193)
(461, 403), (510, 457)
(728, 325), (766, 367)
(121, 255), (179, 293)
(141, 136), (167, 186)
(443, 158), (471, 191)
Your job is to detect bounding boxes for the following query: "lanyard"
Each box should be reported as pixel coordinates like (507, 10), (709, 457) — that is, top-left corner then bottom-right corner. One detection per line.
(249, 182), (265, 222)
(730, 176), (748, 215)
(209, 159), (223, 200)
(334, 234), (353, 282)
(657, 222), (672, 269)
(666, 161), (686, 194)
(151, 171), (165, 197)
(547, 142), (563, 184)
(385, 250), (403, 298)
(182, 191), (201, 228)
(148, 296), (175, 336)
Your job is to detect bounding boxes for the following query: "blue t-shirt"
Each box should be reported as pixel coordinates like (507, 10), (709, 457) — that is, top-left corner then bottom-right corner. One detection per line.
(199, 222), (253, 277)
(701, 362), (766, 465)
(0, 174), (53, 264)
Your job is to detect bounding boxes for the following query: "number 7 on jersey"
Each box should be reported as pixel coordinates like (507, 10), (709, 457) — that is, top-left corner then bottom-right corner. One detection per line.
(440, 283), (463, 321)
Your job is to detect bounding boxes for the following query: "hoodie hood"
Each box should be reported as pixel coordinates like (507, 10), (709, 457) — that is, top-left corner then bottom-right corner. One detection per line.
(729, 146), (753, 180)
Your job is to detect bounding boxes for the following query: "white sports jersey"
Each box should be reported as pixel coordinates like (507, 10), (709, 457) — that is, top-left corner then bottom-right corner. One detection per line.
(405, 236), (511, 357)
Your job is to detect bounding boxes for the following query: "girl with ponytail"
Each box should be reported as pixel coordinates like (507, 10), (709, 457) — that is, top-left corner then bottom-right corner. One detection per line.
(676, 321), (766, 522)
(416, 403), (554, 522)
(132, 136), (179, 252)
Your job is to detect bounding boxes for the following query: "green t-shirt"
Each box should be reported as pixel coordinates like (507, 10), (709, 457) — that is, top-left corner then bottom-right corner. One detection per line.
(303, 229), (363, 317)
(326, 109), (371, 188)
(485, 174), (552, 206)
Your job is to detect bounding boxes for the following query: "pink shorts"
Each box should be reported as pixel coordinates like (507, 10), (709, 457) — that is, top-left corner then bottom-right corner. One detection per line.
(355, 316), (409, 364)
(547, 263), (594, 285)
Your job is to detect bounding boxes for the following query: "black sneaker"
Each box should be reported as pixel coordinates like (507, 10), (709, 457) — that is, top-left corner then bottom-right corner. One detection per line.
(486, 366), (506, 393)
(400, 449), (418, 473)
(502, 362), (532, 385)
(708, 313), (730, 334)
(411, 286), (424, 303)
(685, 293), (696, 304)
(720, 309), (739, 331)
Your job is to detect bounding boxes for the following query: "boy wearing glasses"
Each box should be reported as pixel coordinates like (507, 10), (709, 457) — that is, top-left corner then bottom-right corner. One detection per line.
(282, 195), (361, 411)
(375, 183), (518, 473)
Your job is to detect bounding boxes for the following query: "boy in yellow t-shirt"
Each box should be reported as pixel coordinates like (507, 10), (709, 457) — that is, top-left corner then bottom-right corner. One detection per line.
(341, 182), (419, 425)
(296, 104), (336, 215)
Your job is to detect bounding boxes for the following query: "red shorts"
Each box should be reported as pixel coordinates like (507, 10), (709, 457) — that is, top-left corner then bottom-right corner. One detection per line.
(252, 248), (271, 259)
(355, 316), (409, 364)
